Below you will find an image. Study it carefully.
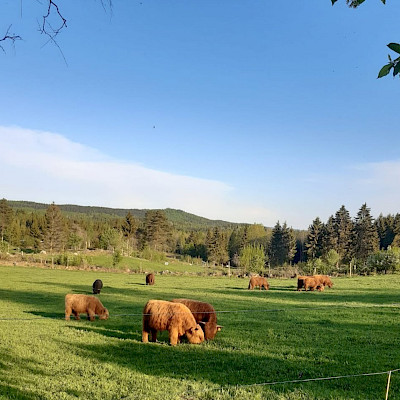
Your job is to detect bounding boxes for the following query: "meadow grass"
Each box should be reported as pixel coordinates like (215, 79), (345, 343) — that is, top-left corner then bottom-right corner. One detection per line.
(0, 266), (399, 399)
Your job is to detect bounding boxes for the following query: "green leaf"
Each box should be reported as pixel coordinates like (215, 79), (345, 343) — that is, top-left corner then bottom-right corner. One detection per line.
(377, 63), (392, 79)
(393, 62), (400, 77)
(387, 43), (400, 55)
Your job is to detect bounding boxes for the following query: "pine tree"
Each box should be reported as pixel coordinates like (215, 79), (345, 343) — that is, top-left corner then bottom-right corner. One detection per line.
(353, 203), (379, 263)
(143, 210), (171, 251)
(270, 221), (295, 267)
(305, 217), (323, 260)
(0, 198), (13, 242)
(43, 203), (66, 256)
(333, 205), (353, 263)
(321, 216), (337, 256)
(206, 227), (229, 265)
(375, 214), (395, 250)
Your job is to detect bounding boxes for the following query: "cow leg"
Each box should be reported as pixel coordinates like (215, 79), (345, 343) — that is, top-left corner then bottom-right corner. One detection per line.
(65, 306), (72, 320)
(169, 328), (179, 346)
(150, 329), (157, 342)
(72, 310), (80, 320)
(142, 330), (149, 343)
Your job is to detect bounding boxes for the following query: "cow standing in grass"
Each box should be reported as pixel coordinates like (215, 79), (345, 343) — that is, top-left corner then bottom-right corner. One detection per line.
(142, 300), (204, 346)
(65, 294), (109, 321)
(92, 279), (103, 294)
(172, 298), (222, 340)
(146, 273), (155, 285)
(248, 276), (269, 290)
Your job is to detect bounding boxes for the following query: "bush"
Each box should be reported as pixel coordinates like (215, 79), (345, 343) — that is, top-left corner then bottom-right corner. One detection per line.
(366, 247), (400, 274)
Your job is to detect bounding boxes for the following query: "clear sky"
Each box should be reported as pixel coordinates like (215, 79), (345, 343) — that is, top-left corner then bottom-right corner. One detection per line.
(1, 0), (399, 229)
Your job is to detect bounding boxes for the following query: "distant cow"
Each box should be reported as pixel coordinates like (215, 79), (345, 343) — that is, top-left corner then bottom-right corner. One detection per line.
(142, 300), (205, 346)
(172, 298), (222, 340)
(146, 273), (155, 285)
(65, 294), (109, 321)
(303, 277), (324, 292)
(248, 276), (269, 290)
(297, 275), (309, 291)
(92, 279), (103, 294)
(314, 275), (333, 288)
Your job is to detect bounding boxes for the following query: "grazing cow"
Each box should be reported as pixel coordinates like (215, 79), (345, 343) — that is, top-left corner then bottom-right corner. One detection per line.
(146, 273), (155, 286)
(303, 277), (324, 292)
(297, 275), (309, 291)
(142, 300), (205, 346)
(314, 275), (333, 288)
(65, 294), (109, 321)
(248, 276), (269, 290)
(92, 279), (103, 294)
(172, 298), (222, 340)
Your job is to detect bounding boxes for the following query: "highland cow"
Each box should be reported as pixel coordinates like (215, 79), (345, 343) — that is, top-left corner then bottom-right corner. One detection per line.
(248, 276), (269, 290)
(297, 275), (309, 291)
(172, 298), (222, 340)
(314, 275), (333, 288)
(65, 294), (109, 321)
(303, 277), (324, 292)
(142, 300), (205, 346)
(92, 279), (103, 294)
(146, 273), (155, 286)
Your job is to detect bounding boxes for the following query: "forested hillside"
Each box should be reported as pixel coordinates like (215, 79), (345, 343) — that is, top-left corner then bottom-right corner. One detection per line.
(1, 199), (400, 276)
(8, 200), (239, 231)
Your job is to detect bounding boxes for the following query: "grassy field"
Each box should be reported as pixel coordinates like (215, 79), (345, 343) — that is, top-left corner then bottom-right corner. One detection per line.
(0, 266), (399, 400)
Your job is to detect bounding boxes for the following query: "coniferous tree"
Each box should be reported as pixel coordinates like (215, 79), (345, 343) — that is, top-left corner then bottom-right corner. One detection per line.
(333, 205), (353, 264)
(353, 203), (379, 263)
(321, 216), (337, 257)
(143, 210), (171, 251)
(206, 227), (229, 265)
(282, 222), (297, 264)
(43, 203), (66, 262)
(375, 214), (395, 250)
(305, 217), (324, 260)
(270, 222), (295, 267)
(0, 198), (13, 242)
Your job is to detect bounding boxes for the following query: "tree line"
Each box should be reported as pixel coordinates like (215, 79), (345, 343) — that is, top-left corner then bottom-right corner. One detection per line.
(1, 198), (399, 275)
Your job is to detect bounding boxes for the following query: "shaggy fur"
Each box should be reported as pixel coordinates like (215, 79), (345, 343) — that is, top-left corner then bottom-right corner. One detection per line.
(92, 279), (103, 294)
(303, 277), (324, 292)
(314, 275), (333, 288)
(142, 300), (205, 346)
(146, 273), (155, 285)
(65, 294), (109, 321)
(171, 298), (222, 340)
(248, 276), (269, 290)
(297, 275), (309, 291)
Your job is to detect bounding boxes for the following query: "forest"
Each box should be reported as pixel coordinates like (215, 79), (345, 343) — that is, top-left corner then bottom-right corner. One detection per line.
(1, 198), (399, 276)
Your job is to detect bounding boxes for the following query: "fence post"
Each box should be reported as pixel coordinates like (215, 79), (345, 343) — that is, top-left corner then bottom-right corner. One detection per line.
(385, 370), (392, 400)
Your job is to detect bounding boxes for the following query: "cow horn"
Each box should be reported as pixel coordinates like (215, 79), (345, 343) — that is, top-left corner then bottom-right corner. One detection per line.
(198, 321), (206, 325)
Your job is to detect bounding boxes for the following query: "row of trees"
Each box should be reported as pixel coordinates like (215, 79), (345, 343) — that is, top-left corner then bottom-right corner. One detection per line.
(1, 198), (400, 274)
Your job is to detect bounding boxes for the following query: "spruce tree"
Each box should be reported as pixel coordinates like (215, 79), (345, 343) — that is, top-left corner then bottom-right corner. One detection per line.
(305, 217), (323, 260)
(143, 210), (171, 251)
(0, 198), (13, 242)
(333, 205), (353, 263)
(353, 203), (379, 263)
(321, 216), (337, 256)
(43, 203), (66, 263)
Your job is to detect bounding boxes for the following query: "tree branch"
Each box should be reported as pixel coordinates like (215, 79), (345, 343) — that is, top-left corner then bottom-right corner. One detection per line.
(0, 25), (22, 53)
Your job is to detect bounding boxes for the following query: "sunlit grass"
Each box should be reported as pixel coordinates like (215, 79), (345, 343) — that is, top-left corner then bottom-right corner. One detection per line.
(0, 266), (399, 399)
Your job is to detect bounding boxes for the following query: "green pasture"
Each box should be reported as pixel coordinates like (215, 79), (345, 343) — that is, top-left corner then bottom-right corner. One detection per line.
(0, 266), (399, 400)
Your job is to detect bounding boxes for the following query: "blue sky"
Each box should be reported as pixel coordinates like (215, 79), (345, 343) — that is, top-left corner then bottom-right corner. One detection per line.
(1, 0), (399, 229)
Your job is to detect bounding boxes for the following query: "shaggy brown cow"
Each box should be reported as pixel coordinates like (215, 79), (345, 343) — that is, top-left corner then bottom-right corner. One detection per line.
(314, 275), (333, 288)
(248, 276), (269, 290)
(65, 294), (109, 321)
(303, 277), (324, 292)
(297, 275), (310, 291)
(142, 300), (205, 346)
(171, 298), (222, 340)
(146, 273), (155, 285)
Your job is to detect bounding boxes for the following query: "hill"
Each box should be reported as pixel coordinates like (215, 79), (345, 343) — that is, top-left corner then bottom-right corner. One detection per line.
(8, 200), (243, 231)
